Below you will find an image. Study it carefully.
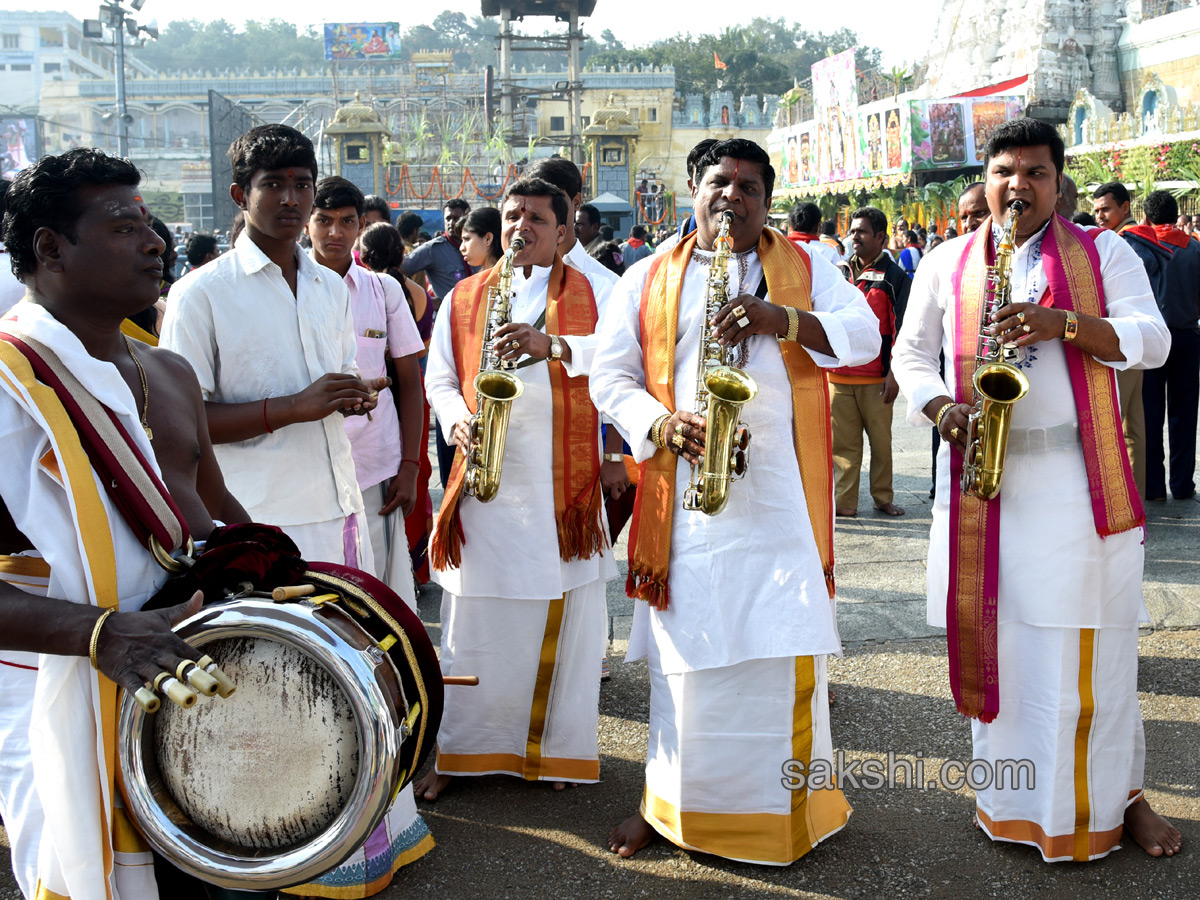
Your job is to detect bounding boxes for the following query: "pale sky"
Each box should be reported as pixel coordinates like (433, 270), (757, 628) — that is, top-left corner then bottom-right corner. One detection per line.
(19, 1), (939, 69)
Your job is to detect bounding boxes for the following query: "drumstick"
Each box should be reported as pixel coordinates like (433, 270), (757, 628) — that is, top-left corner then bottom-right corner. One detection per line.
(272, 584), (315, 600)
(443, 675), (479, 686)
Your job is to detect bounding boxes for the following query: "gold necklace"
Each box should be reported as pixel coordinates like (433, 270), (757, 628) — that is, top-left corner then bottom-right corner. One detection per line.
(122, 335), (153, 440)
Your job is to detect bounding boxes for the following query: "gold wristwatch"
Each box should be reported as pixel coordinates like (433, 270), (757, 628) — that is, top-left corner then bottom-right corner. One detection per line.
(548, 334), (563, 360)
(1063, 311), (1079, 342)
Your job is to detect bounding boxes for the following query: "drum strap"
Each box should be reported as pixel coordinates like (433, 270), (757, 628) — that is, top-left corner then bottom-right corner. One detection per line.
(0, 329), (191, 555)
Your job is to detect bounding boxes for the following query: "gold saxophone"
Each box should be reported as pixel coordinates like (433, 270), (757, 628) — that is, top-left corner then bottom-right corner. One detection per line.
(463, 235), (525, 503)
(683, 211), (758, 516)
(962, 200), (1031, 500)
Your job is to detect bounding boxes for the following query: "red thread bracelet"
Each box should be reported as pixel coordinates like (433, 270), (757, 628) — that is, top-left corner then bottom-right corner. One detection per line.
(262, 398), (273, 434)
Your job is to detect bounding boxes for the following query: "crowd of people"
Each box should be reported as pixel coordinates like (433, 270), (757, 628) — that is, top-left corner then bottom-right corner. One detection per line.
(0, 116), (1193, 900)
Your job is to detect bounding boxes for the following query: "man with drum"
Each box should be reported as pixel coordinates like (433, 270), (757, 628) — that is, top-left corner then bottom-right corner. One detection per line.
(589, 139), (878, 863)
(0, 149), (256, 898)
(416, 177), (615, 799)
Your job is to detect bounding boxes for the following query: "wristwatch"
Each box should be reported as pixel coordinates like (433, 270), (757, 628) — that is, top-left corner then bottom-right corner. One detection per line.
(603, 452), (624, 463)
(1063, 311), (1079, 342)
(548, 334), (563, 361)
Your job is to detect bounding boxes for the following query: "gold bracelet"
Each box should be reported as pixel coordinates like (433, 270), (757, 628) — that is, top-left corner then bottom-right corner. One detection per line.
(933, 402), (956, 429)
(649, 413), (670, 450)
(89, 608), (116, 671)
(780, 306), (800, 343)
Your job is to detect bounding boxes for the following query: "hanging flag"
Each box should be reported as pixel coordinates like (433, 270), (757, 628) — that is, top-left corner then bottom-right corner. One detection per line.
(714, 51), (727, 71)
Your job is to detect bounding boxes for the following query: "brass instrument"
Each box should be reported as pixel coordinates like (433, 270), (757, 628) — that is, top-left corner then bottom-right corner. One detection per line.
(962, 199), (1031, 500)
(683, 211), (759, 516)
(463, 235), (525, 502)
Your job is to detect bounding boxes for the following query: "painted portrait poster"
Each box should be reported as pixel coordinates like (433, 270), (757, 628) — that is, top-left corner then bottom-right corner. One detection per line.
(885, 108), (902, 169)
(811, 48), (861, 183)
(971, 98), (1024, 161)
(324, 23), (402, 61)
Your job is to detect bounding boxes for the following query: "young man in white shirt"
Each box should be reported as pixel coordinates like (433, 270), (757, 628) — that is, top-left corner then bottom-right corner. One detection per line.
(162, 124), (385, 569)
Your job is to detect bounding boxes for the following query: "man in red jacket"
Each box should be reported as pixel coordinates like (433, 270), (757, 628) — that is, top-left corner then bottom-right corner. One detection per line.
(832, 207), (909, 517)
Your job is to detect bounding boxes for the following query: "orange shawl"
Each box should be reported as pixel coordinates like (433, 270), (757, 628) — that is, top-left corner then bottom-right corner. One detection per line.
(626, 229), (833, 610)
(431, 256), (605, 571)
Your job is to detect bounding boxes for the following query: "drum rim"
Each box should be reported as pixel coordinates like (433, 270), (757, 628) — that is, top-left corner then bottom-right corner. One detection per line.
(118, 597), (404, 890)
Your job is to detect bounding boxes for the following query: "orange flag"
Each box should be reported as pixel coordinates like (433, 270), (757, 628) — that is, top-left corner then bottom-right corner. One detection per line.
(714, 51), (727, 71)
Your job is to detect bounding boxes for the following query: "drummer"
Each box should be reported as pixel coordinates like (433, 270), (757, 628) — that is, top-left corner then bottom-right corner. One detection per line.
(0, 149), (261, 899)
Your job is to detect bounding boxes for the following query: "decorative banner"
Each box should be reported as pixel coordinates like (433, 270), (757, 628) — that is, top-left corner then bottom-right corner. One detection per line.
(811, 48), (861, 184)
(857, 99), (911, 178)
(779, 125), (817, 191)
(323, 23), (403, 61)
(1, 117), (40, 181)
(971, 98), (1024, 161)
(910, 97), (1024, 169)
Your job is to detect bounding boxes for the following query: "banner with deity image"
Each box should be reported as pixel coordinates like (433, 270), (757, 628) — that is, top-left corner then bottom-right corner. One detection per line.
(778, 123), (818, 191)
(811, 48), (861, 184)
(1, 117), (41, 181)
(323, 23), (402, 60)
(909, 97), (1024, 170)
(857, 99), (910, 178)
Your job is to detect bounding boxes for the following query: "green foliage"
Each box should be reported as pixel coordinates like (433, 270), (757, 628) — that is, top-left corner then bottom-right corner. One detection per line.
(1066, 138), (1200, 196)
(132, 19), (322, 72)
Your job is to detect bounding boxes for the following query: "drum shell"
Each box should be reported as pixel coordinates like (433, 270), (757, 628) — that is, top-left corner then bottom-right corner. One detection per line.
(118, 597), (405, 891)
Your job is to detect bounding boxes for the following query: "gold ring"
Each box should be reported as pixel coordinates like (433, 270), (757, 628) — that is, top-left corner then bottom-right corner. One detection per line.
(737, 316), (751, 328)
(1016, 312), (1025, 323)
(950, 426), (960, 439)
(1022, 324), (1031, 333)
(671, 432), (685, 449)
(732, 305), (746, 317)
(510, 340), (519, 350)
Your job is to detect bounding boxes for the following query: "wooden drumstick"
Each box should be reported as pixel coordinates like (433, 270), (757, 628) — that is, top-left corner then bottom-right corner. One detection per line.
(443, 675), (480, 686)
(272, 584), (315, 601)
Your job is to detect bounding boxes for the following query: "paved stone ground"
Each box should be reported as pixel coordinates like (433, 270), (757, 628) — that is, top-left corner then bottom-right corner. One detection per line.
(3, 402), (1197, 899)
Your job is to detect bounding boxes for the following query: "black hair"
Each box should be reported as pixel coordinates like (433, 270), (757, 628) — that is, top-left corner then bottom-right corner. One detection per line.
(578, 203), (600, 227)
(820, 219), (838, 237)
(589, 240), (625, 276)
(186, 232), (219, 266)
(2, 148), (140, 280)
(850, 206), (888, 235)
(362, 193), (390, 221)
(359, 221), (406, 272)
(443, 198), (470, 214)
(600, 224), (614, 240)
(504, 177), (569, 227)
(1143, 190), (1179, 226)
(313, 175), (365, 217)
(695, 139), (775, 199)
(0, 178), (8, 222)
(148, 215), (175, 285)
(686, 138), (719, 179)
(959, 181), (985, 201)
(1092, 180), (1131, 207)
(228, 124), (317, 191)
(1072, 212), (1097, 227)
(461, 207), (502, 256)
(397, 212), (423, 240)
(905, 229), (920, 244)
(982, 117), (1065, 176)
(630, 224), (647, 239)
(788, 202), (821, 234)
(524, 156), (583, 199)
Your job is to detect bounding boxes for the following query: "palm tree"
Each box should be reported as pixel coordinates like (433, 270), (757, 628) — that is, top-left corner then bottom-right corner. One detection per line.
(884, 66), (914, 101)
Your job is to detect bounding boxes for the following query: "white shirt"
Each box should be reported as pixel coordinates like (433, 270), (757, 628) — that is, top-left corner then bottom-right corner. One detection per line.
(589, 246), (880, 673)
(562, 239), (619, 289)
(892, 223), (1170, 629)
(322, 259), (424, 490)
(161, 234), (364, 526)
(425, 263), (617, 599)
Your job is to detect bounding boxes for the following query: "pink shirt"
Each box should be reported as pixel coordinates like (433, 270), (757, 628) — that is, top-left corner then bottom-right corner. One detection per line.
(335, 260), (424, 489)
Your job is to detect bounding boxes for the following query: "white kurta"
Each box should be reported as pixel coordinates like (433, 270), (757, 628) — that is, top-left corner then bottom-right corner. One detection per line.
(0, 301), (167, 900)
(425, 263), (616, 599)
(589, 247), (879, 674)
(892, 223), (1170, 630)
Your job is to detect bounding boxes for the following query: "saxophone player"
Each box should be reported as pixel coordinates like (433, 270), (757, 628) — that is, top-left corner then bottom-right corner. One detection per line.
(590, 139), (878, 863)
(417, 178), (616, 799)
(892, 118), (1179, 860)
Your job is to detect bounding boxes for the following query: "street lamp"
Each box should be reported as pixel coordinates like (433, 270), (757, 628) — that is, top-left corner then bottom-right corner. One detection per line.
(90, 1), (157, 158)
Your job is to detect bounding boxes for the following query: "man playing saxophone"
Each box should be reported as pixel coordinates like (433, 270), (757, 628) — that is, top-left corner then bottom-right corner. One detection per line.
(892, 118), (1179, 861)
(589, 139), (878, 863)
(417, 177), (615, 799)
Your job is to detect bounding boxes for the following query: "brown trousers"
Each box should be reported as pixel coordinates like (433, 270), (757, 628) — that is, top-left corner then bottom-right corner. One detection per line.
(831, 380), (895, 510)
(1116, 368), (1145, 498)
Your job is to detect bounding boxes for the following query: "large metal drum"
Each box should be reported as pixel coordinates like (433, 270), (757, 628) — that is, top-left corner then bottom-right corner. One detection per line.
(118, 565), (441, 890)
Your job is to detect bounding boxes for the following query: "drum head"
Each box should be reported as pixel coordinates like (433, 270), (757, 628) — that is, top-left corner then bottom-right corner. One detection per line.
(154, 635), (359, 850)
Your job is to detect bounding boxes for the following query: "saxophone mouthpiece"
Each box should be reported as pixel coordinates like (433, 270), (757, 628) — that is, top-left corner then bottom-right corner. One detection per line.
(720, 210), (735, 224)
(1008, 199), (1028, 214)
(510, 234), (526, 253)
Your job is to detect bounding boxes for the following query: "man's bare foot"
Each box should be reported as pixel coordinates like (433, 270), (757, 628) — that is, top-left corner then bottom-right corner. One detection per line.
(836, 507), (857, 517)
(874, 502), (906, 516)
(608, 812), (656, 858)
(552, 780), (582, 791)
(414, 770), (451, 802)
(1124, 798), (1182, 857)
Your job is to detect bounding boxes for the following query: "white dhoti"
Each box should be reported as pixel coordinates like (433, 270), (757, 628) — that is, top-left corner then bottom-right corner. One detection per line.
(435, 580), (607, 783)
(0, 662), (40, 899)
(360, 479), (416, 608)
(973, 622), (1143, 862)
(642, 648), (850, 865)
(285, 513), (375, 576)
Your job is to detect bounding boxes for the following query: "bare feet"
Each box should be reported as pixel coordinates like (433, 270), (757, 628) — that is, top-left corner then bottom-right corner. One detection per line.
(552, 781), (582, 791)
(836, 507), (857, 518)
(1124, 798), (1182, 857)
(874, 502), (906, 516)
(414, 770), (451, 802)
(608, 812), (656, 858)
